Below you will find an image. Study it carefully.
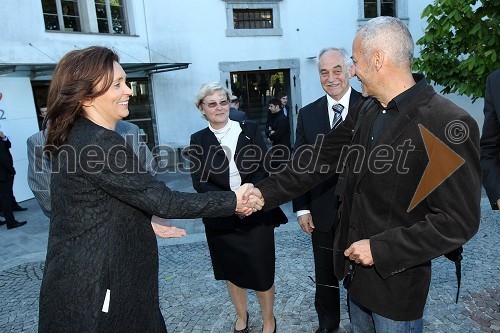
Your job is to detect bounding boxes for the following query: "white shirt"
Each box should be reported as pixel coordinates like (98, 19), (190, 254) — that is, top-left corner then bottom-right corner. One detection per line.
(297, 87), (352, 218)
(208, 120), (242, 191)
(327, 86), (352, 127)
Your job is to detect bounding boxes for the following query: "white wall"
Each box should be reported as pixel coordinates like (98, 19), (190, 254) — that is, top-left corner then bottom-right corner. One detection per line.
(0, 1), (151, 64)
(146, 0), (363, 146)
(0, 0), (152, 201)
(0, 0), (486, 200)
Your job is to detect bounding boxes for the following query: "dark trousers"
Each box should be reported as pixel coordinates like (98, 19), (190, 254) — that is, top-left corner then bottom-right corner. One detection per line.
(312, 227), (340, 329)
(0, 175), (16, 223)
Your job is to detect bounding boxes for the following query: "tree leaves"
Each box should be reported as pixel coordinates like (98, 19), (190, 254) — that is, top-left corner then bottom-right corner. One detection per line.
(413, 0), (500, 102)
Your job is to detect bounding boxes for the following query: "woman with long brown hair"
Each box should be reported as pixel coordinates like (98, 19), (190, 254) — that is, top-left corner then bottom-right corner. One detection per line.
(38, 46), (262, 333)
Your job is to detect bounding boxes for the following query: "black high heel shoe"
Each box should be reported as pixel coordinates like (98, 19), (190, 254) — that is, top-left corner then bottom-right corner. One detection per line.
(261, 316), (276, 333)
(234, 311), (249, 333)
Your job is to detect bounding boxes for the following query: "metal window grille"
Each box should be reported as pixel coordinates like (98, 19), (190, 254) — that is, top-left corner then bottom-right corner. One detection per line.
(233, 9), (273, 29)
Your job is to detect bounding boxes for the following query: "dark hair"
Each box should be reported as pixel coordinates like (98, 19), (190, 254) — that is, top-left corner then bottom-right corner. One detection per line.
(269, 97), (282, 107)
(277, 91), (288, 99)
(43, 46), (119, 156)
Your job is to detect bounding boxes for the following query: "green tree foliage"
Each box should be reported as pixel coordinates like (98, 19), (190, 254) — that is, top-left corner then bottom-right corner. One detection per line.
(413, 0), (499, 102)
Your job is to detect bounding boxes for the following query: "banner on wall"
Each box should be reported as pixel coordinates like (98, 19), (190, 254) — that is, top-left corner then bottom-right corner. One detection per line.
(0, 92), (6, 120)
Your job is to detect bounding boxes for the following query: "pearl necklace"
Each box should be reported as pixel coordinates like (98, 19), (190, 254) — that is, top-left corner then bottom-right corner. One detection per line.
(211, 121), (232, 143)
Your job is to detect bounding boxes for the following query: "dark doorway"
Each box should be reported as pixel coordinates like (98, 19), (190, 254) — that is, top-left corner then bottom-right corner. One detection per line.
(30, 78), (157, 150)
(31, 82), (50, 130)
(230, 69), (291, 142)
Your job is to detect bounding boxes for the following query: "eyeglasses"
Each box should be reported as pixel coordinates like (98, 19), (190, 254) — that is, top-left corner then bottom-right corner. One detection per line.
(202, 100), (230, 108)
(343, 262), (358, 290)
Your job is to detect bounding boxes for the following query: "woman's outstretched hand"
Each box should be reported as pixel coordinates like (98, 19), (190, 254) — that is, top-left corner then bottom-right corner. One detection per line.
(151, 215), (187, 238)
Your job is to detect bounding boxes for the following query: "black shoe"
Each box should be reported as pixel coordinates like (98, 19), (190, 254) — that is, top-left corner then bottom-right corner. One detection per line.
(7, 220), (27, 229)
(13, 206), (28, 211)
(0, 220), (5, 226)
(234, 311), (249, 333)
(314, 328), (339, 333)
(262, 316), (276, 333)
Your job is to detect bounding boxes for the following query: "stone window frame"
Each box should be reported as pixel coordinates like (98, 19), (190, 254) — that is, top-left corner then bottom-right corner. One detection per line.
(42, 0), (134, 35)
(357, 0), (409, 26)
(223, 0), (283, 37)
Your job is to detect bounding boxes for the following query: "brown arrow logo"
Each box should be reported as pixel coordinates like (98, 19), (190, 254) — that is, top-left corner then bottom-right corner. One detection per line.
(407, 124), (465, 212)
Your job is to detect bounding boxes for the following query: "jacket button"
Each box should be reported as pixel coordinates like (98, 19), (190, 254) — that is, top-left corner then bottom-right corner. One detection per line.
(355, 188), (361, 194)
(350, 224), (356, 230)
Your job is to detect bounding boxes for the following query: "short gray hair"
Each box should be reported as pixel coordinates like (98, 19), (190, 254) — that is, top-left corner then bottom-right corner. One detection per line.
(194, 82), (232, 111)
(358, 16), (414, 68)
(317, 47), (353, 71)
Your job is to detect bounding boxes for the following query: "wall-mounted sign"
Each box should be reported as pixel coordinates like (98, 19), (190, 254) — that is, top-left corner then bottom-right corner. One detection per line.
(0, 92), (5, 120)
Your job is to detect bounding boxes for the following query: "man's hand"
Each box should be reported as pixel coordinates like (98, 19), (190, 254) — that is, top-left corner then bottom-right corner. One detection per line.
(344, 239), (374, 266)
(241, 186), (264, 210)
(151, 215), (187, 239)
(297, 213), (315, 235)
(496, 198), (500, 209)
(234, 183), (264, 216)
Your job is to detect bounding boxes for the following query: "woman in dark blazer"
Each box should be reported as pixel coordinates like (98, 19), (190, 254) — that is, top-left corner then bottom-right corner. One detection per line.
(189, 82), (287, 333)
(38, 47), (261, 333)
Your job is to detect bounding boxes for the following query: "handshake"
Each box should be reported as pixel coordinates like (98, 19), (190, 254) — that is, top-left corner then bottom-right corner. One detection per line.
(234, 184), (264, 217)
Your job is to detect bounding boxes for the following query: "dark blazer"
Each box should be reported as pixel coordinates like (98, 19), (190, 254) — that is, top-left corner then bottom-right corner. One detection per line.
(229, 107), (247, 122)
(0, 138), (15, 181)
(26, 120), (157, 218)
(189, 120), (287, 229)
(39, 117), (236, 333)
(292, 89), (361, 232)
(265, 111), (291, 148)
(253, 77), (481, 321)
(480, 69), (500, 209)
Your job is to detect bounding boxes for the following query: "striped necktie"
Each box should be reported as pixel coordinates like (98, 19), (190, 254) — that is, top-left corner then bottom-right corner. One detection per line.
(331, 104), (344, 129)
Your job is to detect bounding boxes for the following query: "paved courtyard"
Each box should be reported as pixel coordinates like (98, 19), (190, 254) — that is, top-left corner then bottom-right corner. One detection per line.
(0, 171), (498, 332)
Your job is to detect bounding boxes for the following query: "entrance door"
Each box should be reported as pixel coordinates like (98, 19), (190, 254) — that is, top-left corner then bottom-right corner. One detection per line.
(31, 78), (157, 150)
(230, 69), (291, 142)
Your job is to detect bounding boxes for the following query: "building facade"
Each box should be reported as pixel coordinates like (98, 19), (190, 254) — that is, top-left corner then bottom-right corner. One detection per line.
(0, 0), (484, 201)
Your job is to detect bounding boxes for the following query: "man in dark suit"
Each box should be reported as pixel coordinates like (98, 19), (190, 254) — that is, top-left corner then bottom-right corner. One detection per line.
(229, 95), (247, 122)
(266, 98), (291, 150)
(480, 69), (500, 210)
(244, 17), (480, 332)
(293, 47), (361, 333)
(265, 97), (291, 172)
(0, 131), (27, 229)
(277, 91), (290, 117)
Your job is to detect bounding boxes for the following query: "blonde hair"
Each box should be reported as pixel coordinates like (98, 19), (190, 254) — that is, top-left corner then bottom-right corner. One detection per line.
(194, 82), (231, 109)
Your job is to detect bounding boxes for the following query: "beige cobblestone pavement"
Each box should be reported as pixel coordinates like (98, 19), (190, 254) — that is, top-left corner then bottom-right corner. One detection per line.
(0, 171), (498, 332)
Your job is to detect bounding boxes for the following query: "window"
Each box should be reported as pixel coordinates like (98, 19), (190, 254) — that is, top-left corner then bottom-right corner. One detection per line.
(42, 0), (82, 32)
(41, 0), (129, 35)
(364, 0), (395, 18)
(95, 0), (128, 34)
(233, 9), (273, 29)
(358, 0), (408, 24)
(224, 1), (282, 37)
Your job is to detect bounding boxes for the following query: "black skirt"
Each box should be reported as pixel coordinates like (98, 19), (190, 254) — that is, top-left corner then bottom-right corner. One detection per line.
(204, 221), (275, 291)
